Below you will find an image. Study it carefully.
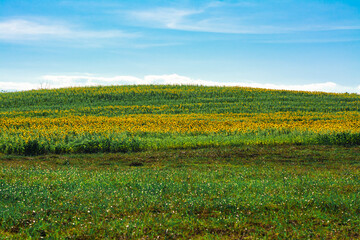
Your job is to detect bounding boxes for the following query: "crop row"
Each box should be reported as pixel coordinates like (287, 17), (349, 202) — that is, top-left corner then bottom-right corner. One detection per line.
(1, 112), (359, 136)
(0, 112), (359, 155)
(1, 85), (359, 113)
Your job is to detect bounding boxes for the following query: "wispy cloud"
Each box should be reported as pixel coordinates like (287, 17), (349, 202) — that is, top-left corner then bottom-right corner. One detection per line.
(130, 8), (202, 29)
(0, 19), (137, 41)
(127, 1), (360, 34)
(128, 7), (281, 34)
(1, 74), (358, 94)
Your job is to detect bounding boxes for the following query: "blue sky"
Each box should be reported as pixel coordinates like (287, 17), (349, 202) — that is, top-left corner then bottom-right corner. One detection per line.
(1, 0), (360, 93)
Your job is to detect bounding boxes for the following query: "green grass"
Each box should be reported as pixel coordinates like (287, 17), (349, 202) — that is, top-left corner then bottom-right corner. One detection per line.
(1, 145), (359, 239)
(1, 85), (359, 115)
(2, 130), (360, 156)
(1, 85), (359, 238)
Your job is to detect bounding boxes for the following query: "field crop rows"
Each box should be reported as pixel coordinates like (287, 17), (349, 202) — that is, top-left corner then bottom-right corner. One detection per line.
(0, 85), (359, 155)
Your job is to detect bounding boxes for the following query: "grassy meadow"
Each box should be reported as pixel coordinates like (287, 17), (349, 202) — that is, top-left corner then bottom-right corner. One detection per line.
(0, 85), (360, 239)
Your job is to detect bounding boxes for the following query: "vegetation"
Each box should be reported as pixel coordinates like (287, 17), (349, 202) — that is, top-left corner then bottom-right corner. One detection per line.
(1, 145), (359, 239)
(1, 85), (359, 114)
(0, 85), (359, 238)
(0, 85), (359, 155)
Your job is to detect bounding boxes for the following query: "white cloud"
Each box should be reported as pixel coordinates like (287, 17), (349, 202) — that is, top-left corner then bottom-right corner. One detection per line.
(129, 7), (275, 34)
(130, 8), (202, 29)
(128, 3), (360, 34)
(0, 19), (136, 41)
(1, 74), (358, 94)
(0, 81), (40, 91)
(42, 74), (145, 87)
(0, 19), (69, 37)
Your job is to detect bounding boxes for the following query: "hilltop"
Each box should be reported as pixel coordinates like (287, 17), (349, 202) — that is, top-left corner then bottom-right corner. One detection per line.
(1, 85), (359, 115)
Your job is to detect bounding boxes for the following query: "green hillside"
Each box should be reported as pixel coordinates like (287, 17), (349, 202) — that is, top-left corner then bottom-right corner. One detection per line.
(0, 85), (359, 155)
(1, 85), (359, 239)
(1, 85), (359, 116)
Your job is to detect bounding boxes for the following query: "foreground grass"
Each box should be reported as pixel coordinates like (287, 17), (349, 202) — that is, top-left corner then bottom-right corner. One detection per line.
(1, 145), (359, 239)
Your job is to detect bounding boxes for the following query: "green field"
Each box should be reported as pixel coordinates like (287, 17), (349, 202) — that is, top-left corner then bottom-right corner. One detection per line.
(0, 85), (359, 155)
(0, 85), (359, 239)
(1, 85), (359, 116)
(1, 145), (359, 239)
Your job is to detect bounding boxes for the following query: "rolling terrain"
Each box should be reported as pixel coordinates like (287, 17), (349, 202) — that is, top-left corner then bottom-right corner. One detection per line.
(0, 85), (359, 239)
(0, 85), (359, 155)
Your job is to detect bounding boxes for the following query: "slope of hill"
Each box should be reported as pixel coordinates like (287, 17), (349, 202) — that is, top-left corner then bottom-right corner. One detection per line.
(1, 85), (359, 114)
(0, 85), (359, 155)
(1, 86), (360, 239)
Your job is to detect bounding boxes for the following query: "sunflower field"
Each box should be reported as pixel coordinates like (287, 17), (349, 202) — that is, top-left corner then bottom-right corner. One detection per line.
(0, 85), (359, 155)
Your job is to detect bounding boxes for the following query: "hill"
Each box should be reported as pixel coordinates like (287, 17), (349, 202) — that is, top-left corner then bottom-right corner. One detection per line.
(1, 85), (360, 239)
(0, 85), (359, 155)
(1, 85), (359, 114)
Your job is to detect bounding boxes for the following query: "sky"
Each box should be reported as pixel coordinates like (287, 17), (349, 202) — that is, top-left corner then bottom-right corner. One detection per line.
(0, 0), (360, 93)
